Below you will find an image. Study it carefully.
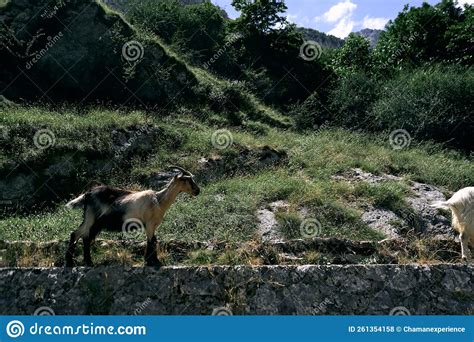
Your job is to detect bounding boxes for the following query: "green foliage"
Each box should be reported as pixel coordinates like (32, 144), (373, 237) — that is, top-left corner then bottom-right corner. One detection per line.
(329, 71), (380, 128)
(231, 0), (289, 35)
(370, 65), (474, 150)
(332, 33), (372, 76)
(290, 93), (331, 130)
(373, 0), (473, 71)
(127, 0), (234, 72)
(353, 181), (411, 213)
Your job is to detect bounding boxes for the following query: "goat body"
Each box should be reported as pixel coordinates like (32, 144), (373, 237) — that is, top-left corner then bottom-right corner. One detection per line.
(65, 169), (200, 267)
(432, 187), (474, 262)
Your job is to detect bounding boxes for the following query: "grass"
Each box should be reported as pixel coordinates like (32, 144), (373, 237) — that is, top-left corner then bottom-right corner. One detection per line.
(0, 106), (473, 244)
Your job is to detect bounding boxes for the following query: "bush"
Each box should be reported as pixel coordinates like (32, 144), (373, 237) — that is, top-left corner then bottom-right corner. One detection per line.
(370, 66), (473, 151)
(127, 0), (233, 72)
(290, 93), (331, 130)
(329, 72), (380, 128)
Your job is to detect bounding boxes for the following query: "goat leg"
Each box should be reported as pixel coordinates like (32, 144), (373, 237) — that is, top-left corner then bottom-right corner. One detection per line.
(83, 237), (94, 267)
(460, 233), (472, 263)
(65, 232), (76, 267)
(145, 235), (161, 267)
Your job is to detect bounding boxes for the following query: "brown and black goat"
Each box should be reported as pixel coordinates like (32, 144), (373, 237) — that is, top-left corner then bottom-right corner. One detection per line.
(65, 167), (200, 267)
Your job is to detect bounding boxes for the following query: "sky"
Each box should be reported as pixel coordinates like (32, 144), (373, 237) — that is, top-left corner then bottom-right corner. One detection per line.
(211, 0), (474, 38)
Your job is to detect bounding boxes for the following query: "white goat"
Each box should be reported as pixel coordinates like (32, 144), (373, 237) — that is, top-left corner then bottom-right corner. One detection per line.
(65, 167), (200, 267)
(431, 187), (474, 262)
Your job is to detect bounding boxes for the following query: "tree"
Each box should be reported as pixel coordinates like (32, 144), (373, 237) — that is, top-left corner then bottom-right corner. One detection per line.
(373, 0), (471, 71)
(231, 0), (289, 36)
(331, 33), (372, 76)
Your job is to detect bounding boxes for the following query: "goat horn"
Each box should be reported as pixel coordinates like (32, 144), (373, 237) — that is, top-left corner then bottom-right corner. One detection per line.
(168, 166), (193, 177)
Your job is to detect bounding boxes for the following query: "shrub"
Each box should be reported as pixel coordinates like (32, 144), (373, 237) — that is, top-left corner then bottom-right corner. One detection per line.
(290, 93), (331, 130)
(329, 72), (380, 129)
(370, 66), (473, 151)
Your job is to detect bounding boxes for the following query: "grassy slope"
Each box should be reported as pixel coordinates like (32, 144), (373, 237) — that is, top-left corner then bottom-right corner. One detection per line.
(1, 107), (473, 243)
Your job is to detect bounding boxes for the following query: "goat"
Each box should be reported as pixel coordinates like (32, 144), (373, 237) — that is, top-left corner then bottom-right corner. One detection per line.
(431, 187), (474, 262)
(65, 166), (200, 267)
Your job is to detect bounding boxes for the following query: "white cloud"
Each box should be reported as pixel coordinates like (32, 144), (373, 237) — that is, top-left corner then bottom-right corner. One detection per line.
(287, 13), (298, 23)
(323, 0), (357, 23)
(328, 17), (356, 38)
(362, 15), (389, 30)
(456, 0), (474, 7)
(287, 13), (311, 27)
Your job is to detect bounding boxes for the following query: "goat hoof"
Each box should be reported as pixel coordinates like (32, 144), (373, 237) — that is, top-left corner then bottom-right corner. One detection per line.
(146, 259), (161, 268)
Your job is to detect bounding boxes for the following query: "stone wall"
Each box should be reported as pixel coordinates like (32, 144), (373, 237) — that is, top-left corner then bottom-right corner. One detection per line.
(0, 265), (472, 315)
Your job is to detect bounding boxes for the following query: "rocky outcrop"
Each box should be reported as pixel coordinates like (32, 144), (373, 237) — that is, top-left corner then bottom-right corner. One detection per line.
(0, 264), (472, 315)
(333, 168), (453, 238)
(0, 0), (197, 105)
(0, 123), (165, 212)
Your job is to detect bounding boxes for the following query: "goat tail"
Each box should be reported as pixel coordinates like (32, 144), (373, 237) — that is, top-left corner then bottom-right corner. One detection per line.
(66, 194), (86, 209)
(430, 200), (451, 210)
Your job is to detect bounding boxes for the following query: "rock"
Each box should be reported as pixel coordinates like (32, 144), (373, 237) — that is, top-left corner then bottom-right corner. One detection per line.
(257, 201), (289, 243)
(0, 173), (36, 209)
(0, 0), (197, 105)
(0, 264), (472, 315)
(406, 181), (452, 236)
(197, 146), (287, 180)
(361, 208), (402, 239)
(0, 95), (18, 108)
(333, 168), (453, 238)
